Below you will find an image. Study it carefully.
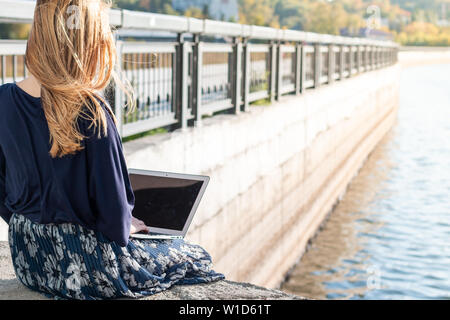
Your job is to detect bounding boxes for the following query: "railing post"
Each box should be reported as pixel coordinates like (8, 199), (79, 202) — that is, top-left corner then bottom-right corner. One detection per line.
(12, 55), (17, 82)
(242, 38), (250, 112)
(295, 42), (302, 95)
(300, 42), (306, 94)
(114, 39), (124, 137)
(380, 47), (384, 68)
(232, 37), (243, 114)
(1, 55), (5, 85)
(276, 41), (282, 101)
(366, 45), (370, 71)
(193, 34), (202, 127)
(328, 43), (334, 84)
(373, 46), (376, 69)
(269, 40), (277, 103)
(385, 48), (388, 66)
(374, 46), (378, 69)
(377, 47), (381, 69)
(356, 45), (362, 74)
(176, 33), (189, 131)
(339, 45), (345, 80)
(362, 45), (366, 72)
(348, 46), (354, 77)
(314, 43), (321, 88)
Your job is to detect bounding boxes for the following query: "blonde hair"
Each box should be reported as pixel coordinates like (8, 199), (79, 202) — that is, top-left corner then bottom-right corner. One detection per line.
(25, 0), (133, 158)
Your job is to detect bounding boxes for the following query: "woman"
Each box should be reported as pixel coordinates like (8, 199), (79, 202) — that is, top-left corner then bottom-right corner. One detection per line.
(0, 0), (223, 300)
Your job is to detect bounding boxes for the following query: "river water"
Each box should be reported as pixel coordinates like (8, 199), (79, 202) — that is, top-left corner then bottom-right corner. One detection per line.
(280, 63), (450, 300)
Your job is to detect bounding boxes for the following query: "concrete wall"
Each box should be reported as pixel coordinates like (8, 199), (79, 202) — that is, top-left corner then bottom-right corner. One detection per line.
(122, 65), (400, 288)
(0, 64), (400, 289)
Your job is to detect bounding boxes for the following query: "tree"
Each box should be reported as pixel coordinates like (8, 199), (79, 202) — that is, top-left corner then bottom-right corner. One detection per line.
(0, 24), (31, 40)
(184, 6), (207, 19)
(304, 1), (350, 35)
(273, 0), (307, 30)
(238, 0), (280, 28)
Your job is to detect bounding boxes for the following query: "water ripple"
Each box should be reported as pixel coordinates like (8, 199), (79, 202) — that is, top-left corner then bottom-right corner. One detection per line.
(281, 64), (450, 300)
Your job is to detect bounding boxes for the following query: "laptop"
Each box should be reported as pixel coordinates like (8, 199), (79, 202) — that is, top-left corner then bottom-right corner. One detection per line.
(127, 168), (210, 240)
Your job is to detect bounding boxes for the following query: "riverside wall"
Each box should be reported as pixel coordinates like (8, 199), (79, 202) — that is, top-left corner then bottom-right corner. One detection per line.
(121, 64), (401, 289)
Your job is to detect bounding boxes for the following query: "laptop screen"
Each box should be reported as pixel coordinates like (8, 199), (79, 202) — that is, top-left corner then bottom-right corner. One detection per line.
(129, 173), (204, 231)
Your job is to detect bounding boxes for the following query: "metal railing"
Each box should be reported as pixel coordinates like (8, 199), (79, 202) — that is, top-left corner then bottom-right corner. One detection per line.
(0, 0), (399, 138)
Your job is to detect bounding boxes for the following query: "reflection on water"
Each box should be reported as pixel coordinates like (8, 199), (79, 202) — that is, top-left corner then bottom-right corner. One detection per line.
(280, 64), (450, 300)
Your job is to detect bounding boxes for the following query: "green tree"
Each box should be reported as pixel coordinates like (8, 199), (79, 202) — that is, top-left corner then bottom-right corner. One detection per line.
(273, 0), (307, 30)
(238, 0), (280, 27)
(0, 24), (31, 39)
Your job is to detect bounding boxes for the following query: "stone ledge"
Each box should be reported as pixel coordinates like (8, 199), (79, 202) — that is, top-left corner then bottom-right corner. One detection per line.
(0, 242), (302, 300)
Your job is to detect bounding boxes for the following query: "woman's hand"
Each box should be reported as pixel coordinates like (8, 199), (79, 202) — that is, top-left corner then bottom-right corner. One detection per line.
(130, 217), (150, 234)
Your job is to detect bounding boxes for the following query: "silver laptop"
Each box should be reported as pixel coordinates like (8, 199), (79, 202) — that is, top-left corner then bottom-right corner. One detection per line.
(127, 168), (209, 240)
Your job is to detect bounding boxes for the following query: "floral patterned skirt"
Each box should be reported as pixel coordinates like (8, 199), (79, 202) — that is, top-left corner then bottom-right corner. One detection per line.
(8, 213), (224, 300)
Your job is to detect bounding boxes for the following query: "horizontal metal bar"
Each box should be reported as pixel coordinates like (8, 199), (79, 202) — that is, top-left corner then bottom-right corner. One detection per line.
(280, 84), (295, 95)
(282, 30), (307, 42)
(122, 10), (188, 32)
(121, 42), (177, 54)
(0, 40), (26, 55)
(304, 46), (315, 53)
(0, 0), (36, 23)
(304, 79), (315, 89)
(203, 19), (243, 37)
(122, 113), (178, 138)
(201, 43), (233, 53)
(280, 46), (296, 54)
(248, 44), (270, 53)
(109, 9), (122, 27)
(202, 99), (233, 115)
(249, 25), (280, 40)
(248, 91), (270, 103)
(0, 0), (121, 26)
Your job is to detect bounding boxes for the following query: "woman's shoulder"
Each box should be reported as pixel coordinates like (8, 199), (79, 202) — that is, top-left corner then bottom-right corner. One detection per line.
(0, 82), (13, 91)
(0, 83), (16, 118)
(0, 82), (13, 101)
(81, 93), (114, 119)
(78, 94), (118, 140)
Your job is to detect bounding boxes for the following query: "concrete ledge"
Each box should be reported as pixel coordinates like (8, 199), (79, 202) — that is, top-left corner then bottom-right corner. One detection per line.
(0, 242), (302, 300)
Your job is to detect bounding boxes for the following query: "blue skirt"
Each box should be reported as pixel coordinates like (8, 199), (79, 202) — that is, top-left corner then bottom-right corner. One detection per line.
(8, 213), (224, 300)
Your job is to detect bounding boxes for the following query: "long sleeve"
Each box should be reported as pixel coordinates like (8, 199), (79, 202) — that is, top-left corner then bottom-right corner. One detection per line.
(82, 103), (135, 247)
(0, 145), (12, 224)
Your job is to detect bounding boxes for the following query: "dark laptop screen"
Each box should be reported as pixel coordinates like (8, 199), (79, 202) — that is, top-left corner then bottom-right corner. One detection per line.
(129, 173), (204, 231)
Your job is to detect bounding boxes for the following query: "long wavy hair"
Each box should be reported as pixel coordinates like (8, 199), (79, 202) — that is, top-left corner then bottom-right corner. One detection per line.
(25, 0), (134, 158)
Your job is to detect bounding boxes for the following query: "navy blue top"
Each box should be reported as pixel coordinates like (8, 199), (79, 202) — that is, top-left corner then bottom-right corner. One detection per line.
(0, 83), (134, 247)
